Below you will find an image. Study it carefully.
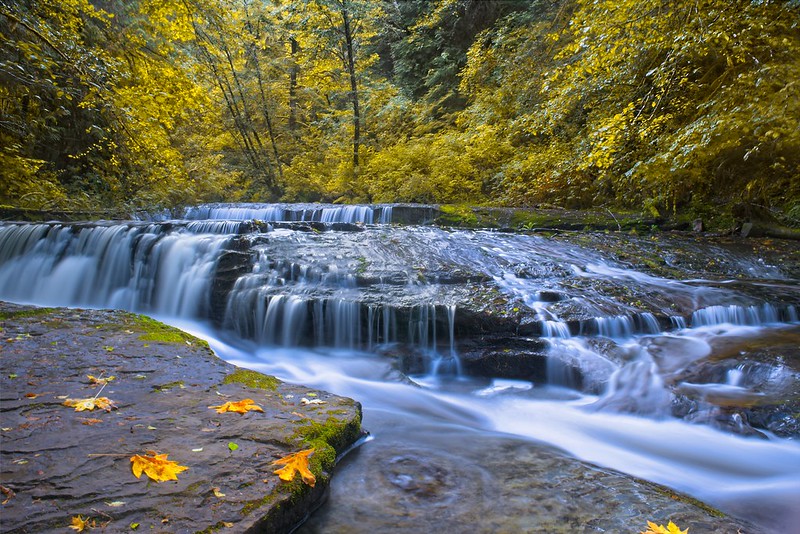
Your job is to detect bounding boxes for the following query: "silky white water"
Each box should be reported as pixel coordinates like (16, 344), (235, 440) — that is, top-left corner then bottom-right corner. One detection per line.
(1, 211), (799, 531)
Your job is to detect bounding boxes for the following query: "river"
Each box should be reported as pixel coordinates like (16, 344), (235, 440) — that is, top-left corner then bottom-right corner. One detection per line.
(1, 204), (798, 532)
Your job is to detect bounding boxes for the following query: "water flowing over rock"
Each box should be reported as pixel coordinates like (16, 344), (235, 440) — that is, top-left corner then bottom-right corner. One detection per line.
(2, 204), (799, 532)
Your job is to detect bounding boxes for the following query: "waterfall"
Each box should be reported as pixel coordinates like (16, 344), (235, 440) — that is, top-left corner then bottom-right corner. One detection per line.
(691, 303), (787, 327)
(0, 223), (229, 317)
(181, 203), (393, 224)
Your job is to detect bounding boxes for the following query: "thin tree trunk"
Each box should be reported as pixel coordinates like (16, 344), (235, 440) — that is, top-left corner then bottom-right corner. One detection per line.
(289, 37), (299, 134)
(340, 3), (360, 170)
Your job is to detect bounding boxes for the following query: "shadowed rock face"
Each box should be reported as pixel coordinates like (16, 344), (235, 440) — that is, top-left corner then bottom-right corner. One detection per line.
(0, 303), (362, 533)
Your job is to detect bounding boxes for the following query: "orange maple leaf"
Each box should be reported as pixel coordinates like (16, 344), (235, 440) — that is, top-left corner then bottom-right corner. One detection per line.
(63, 397), (117, 412)
(130, 453), (188, 483)
(641, 520), (689, 534)
(208, 398), (264, 414)
(271, 448), (316, 487)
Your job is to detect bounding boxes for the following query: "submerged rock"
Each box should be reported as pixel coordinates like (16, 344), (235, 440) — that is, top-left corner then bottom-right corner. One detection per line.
(0, 302), (363, 533)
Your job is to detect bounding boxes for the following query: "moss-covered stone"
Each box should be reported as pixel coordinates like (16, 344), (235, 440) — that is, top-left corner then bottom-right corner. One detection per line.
(0, 307), (55, 320)
(222, 368), (279, 391)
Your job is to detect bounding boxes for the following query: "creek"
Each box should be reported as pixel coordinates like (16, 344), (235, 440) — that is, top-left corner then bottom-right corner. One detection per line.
(1, 203), (799, 532)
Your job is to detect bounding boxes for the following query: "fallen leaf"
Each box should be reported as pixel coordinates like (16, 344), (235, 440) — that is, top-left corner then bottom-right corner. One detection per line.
(130, 522), (139, 530)
(209, 399), (264, 414)
(228, 442), (239, 452)
(301, 398), (326, 406)
(87, 375), (115, 385)
(63, 397), (117, 412)
(641, 521), (689, 534)
(69, 515), (96, 532)
(1, 484), (15, 504)
(271, 449), (316, 487)
(130, 453), (188, 482)
(79, 418), (104, 426)
(290, 412), (307, 419)
(191, 447), (204, 452)
(25, 393), (39, 399)
(105, 501), (126, 507)
(212, 487), (226, 498)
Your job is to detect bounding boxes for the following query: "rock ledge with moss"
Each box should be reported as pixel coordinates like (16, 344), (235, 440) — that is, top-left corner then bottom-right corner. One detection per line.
(0, 302), (363, 533)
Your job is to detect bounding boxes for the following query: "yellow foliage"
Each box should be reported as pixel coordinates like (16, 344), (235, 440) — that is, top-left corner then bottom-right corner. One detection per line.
(63, 397), (117, 412)
(69, 515), (95, 532)
(130, 453), (189, 482)
(208, 398), (264, 414)
(271, 449), (316, 487)
(641, 520), (689, 534)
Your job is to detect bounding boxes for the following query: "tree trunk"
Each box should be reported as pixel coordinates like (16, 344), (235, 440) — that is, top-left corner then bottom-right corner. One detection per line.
(289, 37), (299, 133)
(340, 3), (360, 170)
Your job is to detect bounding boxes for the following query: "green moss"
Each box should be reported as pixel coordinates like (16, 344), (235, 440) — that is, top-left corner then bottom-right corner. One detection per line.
(117, 313), (210, 347)
(222, 369), (279, 391)
(437, 204), (479, 227)
(292, 414), (361, 474)
(151, 380), (185, 392)
(0, 307), (55, 320)
(240, 492), (280, 517)
(646, 481), (726, 518)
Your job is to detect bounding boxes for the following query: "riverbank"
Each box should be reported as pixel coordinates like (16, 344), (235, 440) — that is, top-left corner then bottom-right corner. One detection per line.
(0, 302), (362, 533)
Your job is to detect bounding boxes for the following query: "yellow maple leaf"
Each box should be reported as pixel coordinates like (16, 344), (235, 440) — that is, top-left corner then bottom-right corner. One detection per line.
(208, 398), (264, 414)
(271, 448), (316, 487)
(87, 375), (115, 385)
(641, 520), (689, 534)
(69, 515), (95, 532)
(130, 453), (188, 483)
(63, 397), (117, 412)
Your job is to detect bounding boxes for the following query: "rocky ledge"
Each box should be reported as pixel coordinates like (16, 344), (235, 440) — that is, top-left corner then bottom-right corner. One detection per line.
(0, 302), (363, 533)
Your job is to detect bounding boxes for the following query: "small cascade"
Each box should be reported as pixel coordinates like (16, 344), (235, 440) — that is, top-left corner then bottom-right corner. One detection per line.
(0, 223), (230, 317)
(185, 220), (249, 234)
(540, 320), (571, 338)
(670, 315), (687, 330)
(182, 203), (393, 224)
(590, 315), (634, 339)
(590, 361), (672, 416)
(690, 303), (788, 327)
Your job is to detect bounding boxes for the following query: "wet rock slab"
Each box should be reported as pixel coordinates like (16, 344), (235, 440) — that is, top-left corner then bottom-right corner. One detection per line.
(0, 302), (362, 533)
(299, 428), (762, 534)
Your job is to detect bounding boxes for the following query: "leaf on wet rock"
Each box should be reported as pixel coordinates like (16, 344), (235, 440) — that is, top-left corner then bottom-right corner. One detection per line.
(208, 398), (264, 414)
(69, 515), (95, 532)
(130, 453), (188, 482)
(64, 397), (117, 412)
(641, 520), (688, 534)
(301, 397), (326, 405)
(271, 448), (316, 487)
(87, 375), (115, 385)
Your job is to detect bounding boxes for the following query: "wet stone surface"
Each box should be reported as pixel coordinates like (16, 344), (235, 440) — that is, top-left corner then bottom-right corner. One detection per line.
(297, 431), (761, 534)
(0, 302), (362, 533)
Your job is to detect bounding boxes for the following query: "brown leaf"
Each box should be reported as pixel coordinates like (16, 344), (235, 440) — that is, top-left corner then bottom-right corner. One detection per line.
(208, 398), (264, 414)
(1, 484), (15, 504)
(130, 453), (188, 483)
(78, 418), (104, 426)
(87, 375), (115, 385)
(271, 449), (316, 487)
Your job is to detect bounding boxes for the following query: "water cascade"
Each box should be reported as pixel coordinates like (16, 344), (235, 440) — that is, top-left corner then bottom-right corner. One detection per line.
(1, 205), (799, 532)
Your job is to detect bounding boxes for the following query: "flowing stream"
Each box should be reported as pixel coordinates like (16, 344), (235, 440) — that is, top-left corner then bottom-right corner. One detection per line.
(1, 203), (799, 532)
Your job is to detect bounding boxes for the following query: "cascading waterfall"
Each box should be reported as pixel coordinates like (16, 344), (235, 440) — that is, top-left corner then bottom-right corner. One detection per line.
(182, 203), (393, 224)
(2, 208), (800, 533)
(0, 223), (230, 317)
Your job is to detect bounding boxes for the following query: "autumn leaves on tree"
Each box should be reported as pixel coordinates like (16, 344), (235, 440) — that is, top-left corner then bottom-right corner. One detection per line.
(1, 0), (798, 220)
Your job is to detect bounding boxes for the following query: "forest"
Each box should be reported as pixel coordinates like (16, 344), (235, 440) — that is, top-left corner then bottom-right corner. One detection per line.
(1, 0), (799, 224)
